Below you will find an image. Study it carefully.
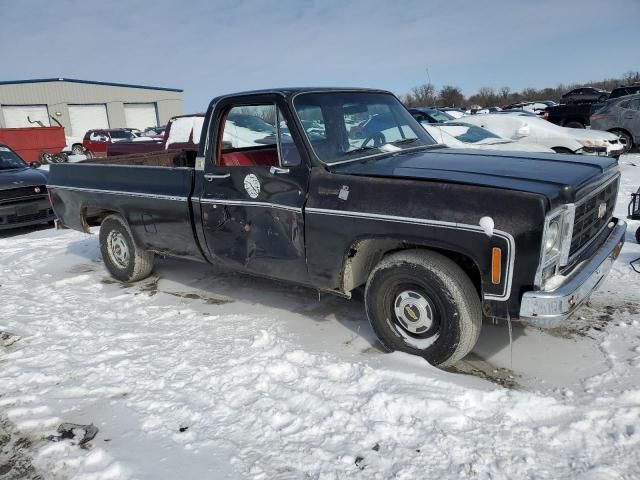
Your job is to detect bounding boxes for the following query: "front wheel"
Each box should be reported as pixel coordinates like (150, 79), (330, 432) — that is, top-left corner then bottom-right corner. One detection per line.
(99, 214), (154, 282)
(365, 250), (482, 367)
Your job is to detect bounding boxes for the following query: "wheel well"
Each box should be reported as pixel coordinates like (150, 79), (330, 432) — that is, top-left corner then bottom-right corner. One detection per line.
(341, 239), (481, 297)
(609, 128), (634, 146)
(81, 207), (119, 230)
(562, 117), (585, 127)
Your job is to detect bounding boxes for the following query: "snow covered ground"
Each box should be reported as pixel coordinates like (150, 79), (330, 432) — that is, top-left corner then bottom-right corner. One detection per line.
(1, 155), (640, 479)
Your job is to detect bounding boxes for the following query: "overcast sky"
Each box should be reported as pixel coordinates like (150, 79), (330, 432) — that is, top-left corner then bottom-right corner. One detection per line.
(3, 0), (639, 112)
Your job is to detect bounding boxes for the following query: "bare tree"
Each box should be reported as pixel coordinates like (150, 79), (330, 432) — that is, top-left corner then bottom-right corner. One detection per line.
(438, 85), (465, 107)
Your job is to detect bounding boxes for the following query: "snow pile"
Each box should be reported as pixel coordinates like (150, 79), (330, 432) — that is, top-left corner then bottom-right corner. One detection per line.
(0, 156), (640, 478)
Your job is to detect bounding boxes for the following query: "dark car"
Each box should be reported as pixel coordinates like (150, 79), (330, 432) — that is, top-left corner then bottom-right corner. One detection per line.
(591, 94), (640, 153)
(609, 83), (640, 100)
(82, 129), (139, 157)
(561, 87), (610, 104)
(408, 107), (454, 124)
(0, 144), (54, 230)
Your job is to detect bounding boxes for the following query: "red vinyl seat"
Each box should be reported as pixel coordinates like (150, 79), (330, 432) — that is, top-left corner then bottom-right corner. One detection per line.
(220, 148), (278, 167)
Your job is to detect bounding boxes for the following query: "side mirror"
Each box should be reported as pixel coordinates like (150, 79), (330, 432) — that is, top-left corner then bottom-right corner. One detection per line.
(516, 124), (530, 137)
(30, 161), (42, 169)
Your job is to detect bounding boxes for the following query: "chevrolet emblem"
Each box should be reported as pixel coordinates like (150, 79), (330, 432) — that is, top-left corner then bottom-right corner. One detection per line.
(597, 202), (607, 219)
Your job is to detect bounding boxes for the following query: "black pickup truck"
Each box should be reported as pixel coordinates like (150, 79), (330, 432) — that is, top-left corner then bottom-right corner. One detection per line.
(47, 88), (626, 367)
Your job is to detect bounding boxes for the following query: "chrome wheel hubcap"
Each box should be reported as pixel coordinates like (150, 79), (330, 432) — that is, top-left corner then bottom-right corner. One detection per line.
(107, 231), (130, 269)
(393, 290), (434, 335)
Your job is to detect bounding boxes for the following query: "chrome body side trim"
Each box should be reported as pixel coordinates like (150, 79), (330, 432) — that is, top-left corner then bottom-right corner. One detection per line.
(305, 207), (515, 301)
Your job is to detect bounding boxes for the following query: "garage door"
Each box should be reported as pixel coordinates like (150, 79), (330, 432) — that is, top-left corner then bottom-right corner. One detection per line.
(124, 103), (158, 130)
(2, 105), (50, 128)
(68, 105), (109, 138)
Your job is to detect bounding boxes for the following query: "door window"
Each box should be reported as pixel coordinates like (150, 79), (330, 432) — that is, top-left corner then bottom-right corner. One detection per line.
(219, 105), (301, 167)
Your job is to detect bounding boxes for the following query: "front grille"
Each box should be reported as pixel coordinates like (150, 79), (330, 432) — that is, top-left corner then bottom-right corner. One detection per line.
(0, 185), (48, 203)
(6, 209), (51, 224)
(570, 177), (619, 256)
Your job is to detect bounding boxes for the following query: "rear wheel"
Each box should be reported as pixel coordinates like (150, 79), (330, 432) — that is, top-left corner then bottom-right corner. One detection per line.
(99, 214), (154, 282)
(71, 144), (84, 155)
(364, 250), (482, 367)
(564, 120), (585, 129)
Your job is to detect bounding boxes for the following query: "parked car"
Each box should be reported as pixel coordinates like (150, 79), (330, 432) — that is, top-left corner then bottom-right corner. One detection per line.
(503, 101), (556, 116)
(142, 126), (166, 138)
(608, 83), (640, 101)
(408, 107), (454, 124)
(0, 144), (54, 230)
(48, 87), (626, 367)
(590, 94), (640, 153)
(421, 122), (554, 153)
(561, 87), (609, 104)
(81, 129), (139, 157)
(460, 113), (624, 156)
(106, 114), (205, 157)
(543, 103), (595, 128)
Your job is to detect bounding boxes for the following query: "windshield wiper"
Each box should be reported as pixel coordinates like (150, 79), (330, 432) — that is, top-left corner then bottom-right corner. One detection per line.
(344, 145), (378, 155)
(391, 138), (421, 146)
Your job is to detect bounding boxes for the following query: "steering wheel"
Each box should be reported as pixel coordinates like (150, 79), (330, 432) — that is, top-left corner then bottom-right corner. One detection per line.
(360, 132), (386, 149)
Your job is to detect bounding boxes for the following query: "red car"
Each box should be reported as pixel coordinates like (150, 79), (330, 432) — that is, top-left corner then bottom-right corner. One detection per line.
(82, 129), (139, 157)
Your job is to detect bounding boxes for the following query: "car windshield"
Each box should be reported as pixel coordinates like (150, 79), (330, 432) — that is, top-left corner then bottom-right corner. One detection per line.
(293, 92), (436, 164)
(426, 110), (454, 123)
(110, 130), (136, 140)
(438, 123), (502, 143)
(0, 146), (28, 170)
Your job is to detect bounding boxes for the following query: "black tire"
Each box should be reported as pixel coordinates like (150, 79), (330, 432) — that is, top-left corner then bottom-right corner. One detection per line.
(635, 227), (640, 244)
(364, 250), (482, 367)
(99, 214), (154, 282)
(71, 144), (84, 155)
(564, 121), (585, 129)
(612, 130), (633, 154)
(552, 147), (574, 154)
(40, 152), (54, 164)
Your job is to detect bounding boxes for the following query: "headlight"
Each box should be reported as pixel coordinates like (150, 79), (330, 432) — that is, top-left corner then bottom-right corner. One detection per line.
(535, 205), (576, 289)
(545, 220), (560, 254)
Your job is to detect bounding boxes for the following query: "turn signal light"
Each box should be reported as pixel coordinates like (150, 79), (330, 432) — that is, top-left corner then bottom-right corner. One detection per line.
(491, 247), (502, 285)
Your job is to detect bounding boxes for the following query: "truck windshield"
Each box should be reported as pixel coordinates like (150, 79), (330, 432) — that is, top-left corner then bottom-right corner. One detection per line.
(293, 92), (436, 164)
(0, 147), (27, 170)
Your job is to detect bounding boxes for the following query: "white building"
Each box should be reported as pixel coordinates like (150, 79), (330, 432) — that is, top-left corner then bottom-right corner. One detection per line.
(0, 78), (184, 138)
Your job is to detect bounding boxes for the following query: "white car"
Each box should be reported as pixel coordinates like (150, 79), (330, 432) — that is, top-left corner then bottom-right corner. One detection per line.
(421, 122), (554, 153)
(458, 114), (624, 157)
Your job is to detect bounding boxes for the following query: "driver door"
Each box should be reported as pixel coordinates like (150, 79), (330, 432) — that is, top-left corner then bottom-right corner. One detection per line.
(199, 97), (310, 284)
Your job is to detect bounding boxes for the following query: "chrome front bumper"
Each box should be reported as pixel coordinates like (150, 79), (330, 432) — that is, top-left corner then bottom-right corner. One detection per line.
(519, 219), (626, 328)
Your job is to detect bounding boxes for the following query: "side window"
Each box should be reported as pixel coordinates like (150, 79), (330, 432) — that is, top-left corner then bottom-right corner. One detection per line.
(218, 104), (302, 167)
(620, 100), (631, 109)
(630, 98), (640, 111)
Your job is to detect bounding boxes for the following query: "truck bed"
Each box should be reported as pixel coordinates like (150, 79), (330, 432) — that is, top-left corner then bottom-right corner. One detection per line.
(47, 162), (205, 261)
(83, 149), (197, 168)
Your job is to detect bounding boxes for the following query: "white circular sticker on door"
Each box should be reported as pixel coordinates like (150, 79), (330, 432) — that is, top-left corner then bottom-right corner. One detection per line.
(244, 173), (261, 199)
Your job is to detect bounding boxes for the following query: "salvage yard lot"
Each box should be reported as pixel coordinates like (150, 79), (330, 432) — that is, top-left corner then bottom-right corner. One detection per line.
(2, 155), (640, 479)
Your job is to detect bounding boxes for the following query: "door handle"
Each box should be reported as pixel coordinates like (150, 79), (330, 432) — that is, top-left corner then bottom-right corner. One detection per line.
(270, 166), (290, 175)
(204, 173), (231, 181)
(624, 113), (633, 119)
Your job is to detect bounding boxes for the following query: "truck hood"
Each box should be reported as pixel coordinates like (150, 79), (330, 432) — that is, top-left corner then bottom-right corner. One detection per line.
(331, 147), (617, 207)
(0, 167), (49, 189)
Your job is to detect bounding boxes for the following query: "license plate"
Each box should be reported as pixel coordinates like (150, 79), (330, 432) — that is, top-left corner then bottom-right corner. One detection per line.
(16, 204), (39, 216)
